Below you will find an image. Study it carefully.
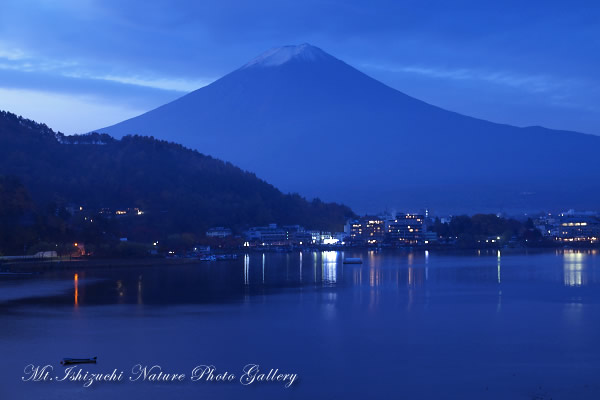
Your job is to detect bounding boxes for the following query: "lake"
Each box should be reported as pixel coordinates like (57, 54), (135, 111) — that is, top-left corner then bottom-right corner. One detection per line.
(1, 249), (599, 399)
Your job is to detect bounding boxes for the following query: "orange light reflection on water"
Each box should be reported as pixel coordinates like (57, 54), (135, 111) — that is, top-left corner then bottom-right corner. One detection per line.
(74, 273), (79, 307)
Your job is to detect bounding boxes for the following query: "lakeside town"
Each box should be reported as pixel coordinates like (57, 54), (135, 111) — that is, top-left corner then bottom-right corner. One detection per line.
(213, 208), (600, 249)
(2, 205), (598, 265)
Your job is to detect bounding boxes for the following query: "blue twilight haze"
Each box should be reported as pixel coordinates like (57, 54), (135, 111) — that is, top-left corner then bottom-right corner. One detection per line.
(0, 0), (598, 135)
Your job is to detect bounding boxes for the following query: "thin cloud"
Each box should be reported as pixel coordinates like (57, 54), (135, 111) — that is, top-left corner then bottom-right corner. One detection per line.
(0, 48), (26, 61)
(0, 44), (79, 73)
(67, 73), (213, 93)
(364, 63), (577, 94)
(0, 44), (210, 93)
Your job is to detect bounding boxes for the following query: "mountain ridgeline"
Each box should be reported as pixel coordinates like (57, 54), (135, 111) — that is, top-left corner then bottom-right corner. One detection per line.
(98, 44), (600, 214)
(0, 110), (354, 242)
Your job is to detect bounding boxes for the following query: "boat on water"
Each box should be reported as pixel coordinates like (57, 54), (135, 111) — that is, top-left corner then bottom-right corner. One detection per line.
(200, 255), (217, 261)
(60, 357), (97, 365)
(343, 257), (363, 264)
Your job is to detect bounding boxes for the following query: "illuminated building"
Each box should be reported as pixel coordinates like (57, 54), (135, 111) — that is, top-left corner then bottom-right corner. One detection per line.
(283, 225), (312, 244)
(192, 245), (211, 254)
(386, 213), (425, 245)
(348, 220), (363, 240)
(556, 216), (600, 243)
(244, 224), (288, 244)
(114, 207), (144, 216)
(243, 224), (343, 245)
(365, 218), (386, 244)
(348, 217), (385, 244)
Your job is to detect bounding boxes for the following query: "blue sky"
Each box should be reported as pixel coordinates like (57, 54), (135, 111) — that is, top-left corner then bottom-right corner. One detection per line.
(0, 0), (598, 135)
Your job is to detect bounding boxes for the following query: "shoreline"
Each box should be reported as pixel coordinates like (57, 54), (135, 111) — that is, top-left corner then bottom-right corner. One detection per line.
(1, 246), (598, 273)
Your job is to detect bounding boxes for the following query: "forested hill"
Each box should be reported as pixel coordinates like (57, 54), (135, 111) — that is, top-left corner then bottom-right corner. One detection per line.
(0, 110), (354, 236)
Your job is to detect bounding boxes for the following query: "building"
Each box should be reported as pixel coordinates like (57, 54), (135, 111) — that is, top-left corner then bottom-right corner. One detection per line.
(244, 224), (338, 245)
(192, 245), (211, 255)
(364, 218), (386, 244)
(347, 217), (386, 244)
(386, 213), (426, 245)
(535, 211), (600, 243)
(556, 216), (600, 243)
(333, 232), (348, 243)
(535, 214), (559, 237)
(244, 224), (288, 244)
(282, 225), (308, 244)
(206, 227), (232, 238)
(292, 230), (313, 245)
(536, 211), (600, 244)
(114, 207), (145, 216)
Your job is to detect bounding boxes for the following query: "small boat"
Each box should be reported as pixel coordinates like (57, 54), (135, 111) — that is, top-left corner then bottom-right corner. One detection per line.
(343, 257), (363, 264)
(200, 255), (217, 261)
(61, 357), (97, 365)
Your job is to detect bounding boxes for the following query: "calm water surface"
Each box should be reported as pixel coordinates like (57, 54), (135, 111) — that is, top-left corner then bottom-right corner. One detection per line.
(1, 249), (599, 399)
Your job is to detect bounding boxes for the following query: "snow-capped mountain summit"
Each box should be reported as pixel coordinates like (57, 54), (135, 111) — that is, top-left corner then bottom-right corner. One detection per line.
(97, 45), (600, 213)
(242, 43), (332, 68)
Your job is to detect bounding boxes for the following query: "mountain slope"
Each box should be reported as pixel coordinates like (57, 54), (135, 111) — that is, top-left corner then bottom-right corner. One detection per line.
(0, 110), (354, 236)
(98, 44), (600, 213)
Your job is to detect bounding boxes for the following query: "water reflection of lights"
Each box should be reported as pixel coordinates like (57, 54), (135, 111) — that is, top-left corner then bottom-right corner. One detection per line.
(262, 253), (266, 284)
(353, 268), (362, 286)
(497, 250), (501, 284)
(244, 254), (250, 285)
(563, 251), (586, 287)
(137, 275), (143, 305)
(350, 253), (430, 289)
(115, 279), (125, 303)
(299, 252), (303, 282)
(425, 250), (429, 281)
(497, 290), (502, 313)
(368, 250), (379, 268)
(322, 292), (338, 320)
(322, 251), (337, 284)
(370, 286), (380, 309)
(74, 273), (79, 307)
(313, 252), (318, 282)
(369, 266), (381, 287)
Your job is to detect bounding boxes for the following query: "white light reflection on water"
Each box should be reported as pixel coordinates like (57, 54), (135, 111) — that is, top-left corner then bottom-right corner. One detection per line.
(299, 252), (303, 283)
(321, 251), (338, 284)
(497, 250), (501, 284)
(497, 250), (502, 312)
(244, 254), (250, 285)
(425, 250), (429, 281)
(564, 251), (586, 287)
(313, 251), (318, 283)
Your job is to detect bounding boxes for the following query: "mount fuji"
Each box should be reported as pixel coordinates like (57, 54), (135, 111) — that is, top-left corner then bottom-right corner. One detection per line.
(97, 44), (600, 214)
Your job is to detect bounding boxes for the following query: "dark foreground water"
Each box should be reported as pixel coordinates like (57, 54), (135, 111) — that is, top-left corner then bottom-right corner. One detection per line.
(1, 249), (600, 399)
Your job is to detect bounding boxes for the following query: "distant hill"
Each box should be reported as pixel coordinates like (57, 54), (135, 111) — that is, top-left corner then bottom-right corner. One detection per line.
(0, 110), (354, 239)
(98, 43), (600, 214)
